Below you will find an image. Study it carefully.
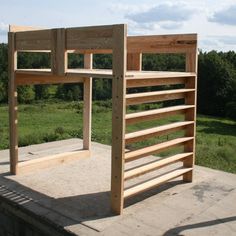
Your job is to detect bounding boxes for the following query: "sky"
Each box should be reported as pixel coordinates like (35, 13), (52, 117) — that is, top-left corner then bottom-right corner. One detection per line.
(0, 0), (236, 51)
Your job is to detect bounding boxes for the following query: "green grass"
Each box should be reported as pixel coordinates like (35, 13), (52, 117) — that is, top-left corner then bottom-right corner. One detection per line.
(0, 101), (236, 174)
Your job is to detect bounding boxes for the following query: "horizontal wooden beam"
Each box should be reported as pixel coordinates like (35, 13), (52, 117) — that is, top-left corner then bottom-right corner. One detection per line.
(127, 34), (197, 54)
(125, 137), (193, 162)
(124, 152), (193, 180)
(126, 89), (195, 105)
(67, 25), (115, 50)
(125, 121), (194, 144)
(17, 150), (90, 174)
(124, 167), (193, 198)
(126, 77), (187, 88)
(15, 29), (51, 51)
(9, 25), (45, 32)
(15, 73), (85, 85)
(126, 105), (195, 125)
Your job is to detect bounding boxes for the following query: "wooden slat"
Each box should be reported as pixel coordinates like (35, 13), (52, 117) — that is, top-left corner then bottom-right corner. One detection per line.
(127, 34), (197, 54)
(15, 73), (85, 85)
(126, 77), (187, 88)
(124, 152), (193, 180)
(124, 167), (193, 198)
(83, 54), (93, 150)
(126, 105), (194, 125)
(15, 29), (51, 51)
(125, 121), (194, 144)
(67, 25), (114, 50)
(111, 24), (127, 214)
(126, 89), (195, 105)
(125, 137), (193, 162)
(8, 32), (18, 175)
(17, 150), (90, 174)
(126, 71), (196, 79)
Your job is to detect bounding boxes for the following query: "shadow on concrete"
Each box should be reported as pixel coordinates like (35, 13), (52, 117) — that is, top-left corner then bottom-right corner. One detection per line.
(163, 216), (236, 236)
(0, 174), (185, 228)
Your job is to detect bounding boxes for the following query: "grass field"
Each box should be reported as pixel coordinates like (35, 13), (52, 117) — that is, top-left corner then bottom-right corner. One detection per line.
(0, 101), (236, 174)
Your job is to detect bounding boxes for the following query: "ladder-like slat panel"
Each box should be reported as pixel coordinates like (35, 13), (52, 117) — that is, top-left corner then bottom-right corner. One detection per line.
(125, 137), (193, 162)
(126, 105), (194, 125)
(124, 152), (193, 180)
(125, 121), (194, 144)
(124, 167), (193, 198)
(126, 89), (195, 105)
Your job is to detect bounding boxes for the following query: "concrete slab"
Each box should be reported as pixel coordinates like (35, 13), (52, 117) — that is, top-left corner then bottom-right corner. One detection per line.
(0, 139), (236, 235)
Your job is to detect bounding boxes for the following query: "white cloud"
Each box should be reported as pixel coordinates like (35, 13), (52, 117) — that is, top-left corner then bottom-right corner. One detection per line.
(209, 5), (236, 25)
(126, 3), (194, 23)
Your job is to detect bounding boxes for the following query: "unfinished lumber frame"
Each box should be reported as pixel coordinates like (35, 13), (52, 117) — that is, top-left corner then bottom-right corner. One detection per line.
(8, 24), (198, 215)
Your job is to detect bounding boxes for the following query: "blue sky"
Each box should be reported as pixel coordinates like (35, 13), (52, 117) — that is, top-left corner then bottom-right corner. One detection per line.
(0, 0), (236, 51)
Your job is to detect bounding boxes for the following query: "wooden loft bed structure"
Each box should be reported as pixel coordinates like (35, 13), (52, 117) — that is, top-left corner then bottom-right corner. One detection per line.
(8, 24), (197, 214)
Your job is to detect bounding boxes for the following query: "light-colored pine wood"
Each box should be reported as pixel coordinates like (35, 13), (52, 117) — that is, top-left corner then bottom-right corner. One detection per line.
(126, 105), (195, 125)
(125, 137), (193, 162)
(8, 32), (18, 175)
(67, 25), (114, 50)
(15, 68), (196, 79)
(127, 34), (197, 54)
(183, 47), (198, 182)
(126, 77), (186, 88)
(125, 121), (194, 144)
(127, 53), (142, 71)
(15, 29), (51, 51)
(9, 25), (44, 32)
(16, 73), (85, 85)
(124, 152), (193, 180)
(124, 167), (193, 198)
(83, 54), (93, 150)
(17, 150), (90, 174)
(111, 24), (127, 214)
(126, 89), (195, 106)
(51, 28), (67, 76)
(9, 24), (198, 214)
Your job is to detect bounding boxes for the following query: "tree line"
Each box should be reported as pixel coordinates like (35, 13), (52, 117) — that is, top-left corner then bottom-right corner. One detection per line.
(0, 43), (236, 119)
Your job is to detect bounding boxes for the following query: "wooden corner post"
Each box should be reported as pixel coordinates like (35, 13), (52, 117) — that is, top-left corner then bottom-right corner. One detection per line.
(111, 24), (127, 214)
(183, 35), (198, 182)
(83, 54), (93, 150)
(8, 31), (18, 174)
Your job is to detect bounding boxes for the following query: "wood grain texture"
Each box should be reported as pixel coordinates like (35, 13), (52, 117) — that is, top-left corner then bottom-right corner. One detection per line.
(111, 24), (127, 214)
(17, 150), (90, 174)
(83, 54), (93, 150)
(8, 32), (18, 174)
(183, 39), (198, 182)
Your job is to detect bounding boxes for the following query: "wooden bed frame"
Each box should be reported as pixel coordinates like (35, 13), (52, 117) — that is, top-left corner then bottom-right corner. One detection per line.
(8, 24), (198, 214)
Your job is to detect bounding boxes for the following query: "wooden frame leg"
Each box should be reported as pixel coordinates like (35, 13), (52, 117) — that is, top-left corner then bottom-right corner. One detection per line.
(183, 52), (197, 182)
(83, 54), (93, 150)
(111, 25), (127, 214)
(8, 32), (18, 175)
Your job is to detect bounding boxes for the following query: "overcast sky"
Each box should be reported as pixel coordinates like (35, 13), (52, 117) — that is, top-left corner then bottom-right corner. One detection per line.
(0, 0), (236, 51)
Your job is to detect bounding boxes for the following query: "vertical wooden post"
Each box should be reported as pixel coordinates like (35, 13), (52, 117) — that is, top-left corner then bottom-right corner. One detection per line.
(111, 24), (127, 214)
(51, 28), (67, 76)
(127, 53), (142, 71)
(83, 54), (93, 150)
(183, 44), (198, 182)
(8, 32), (18, 175)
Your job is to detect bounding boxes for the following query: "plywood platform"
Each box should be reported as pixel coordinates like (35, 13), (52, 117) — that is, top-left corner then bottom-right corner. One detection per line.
(0, 139), (236, 235)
